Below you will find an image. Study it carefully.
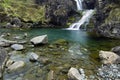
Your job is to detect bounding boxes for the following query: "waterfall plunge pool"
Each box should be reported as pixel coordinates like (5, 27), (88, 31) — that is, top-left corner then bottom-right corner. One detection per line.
(1, 28), (120, 79)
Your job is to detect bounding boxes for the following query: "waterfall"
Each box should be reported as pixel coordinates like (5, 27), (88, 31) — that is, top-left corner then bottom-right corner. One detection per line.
(67, 10), (94, 30)
(66, 0), (94, 30)
(75, 0), (83, 10)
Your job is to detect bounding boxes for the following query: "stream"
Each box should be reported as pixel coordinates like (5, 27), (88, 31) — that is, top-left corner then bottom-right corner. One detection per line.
(0, 28), (120, 80)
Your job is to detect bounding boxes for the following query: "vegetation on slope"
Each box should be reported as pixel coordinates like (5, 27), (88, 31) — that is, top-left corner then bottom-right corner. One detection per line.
(0, 0), (45, 23)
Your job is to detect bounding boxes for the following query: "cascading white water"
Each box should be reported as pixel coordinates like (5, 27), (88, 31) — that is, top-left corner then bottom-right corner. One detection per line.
(67, 10), (94, 30)
(75, 0), (83, 10)
(66, 0), (94, 30)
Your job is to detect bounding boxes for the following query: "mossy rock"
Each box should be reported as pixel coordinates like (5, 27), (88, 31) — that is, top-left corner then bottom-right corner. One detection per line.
(53, 39), (68, 46)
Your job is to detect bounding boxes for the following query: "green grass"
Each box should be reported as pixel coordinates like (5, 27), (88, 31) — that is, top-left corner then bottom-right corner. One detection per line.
(0, 0), (46, 23)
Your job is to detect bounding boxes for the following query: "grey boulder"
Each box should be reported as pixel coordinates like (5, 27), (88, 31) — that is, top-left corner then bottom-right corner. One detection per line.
(30, 35), (48, 45)
(11, 44), (24, 51)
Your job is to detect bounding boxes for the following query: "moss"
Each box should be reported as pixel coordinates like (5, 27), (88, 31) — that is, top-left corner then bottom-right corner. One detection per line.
(53, 39), (68, 45)
(105, 4), (120, 24)
(0, 0), (46, 23)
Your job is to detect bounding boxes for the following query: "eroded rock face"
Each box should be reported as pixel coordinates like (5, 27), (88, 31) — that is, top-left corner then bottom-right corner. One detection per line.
(99, 50), (120, 64)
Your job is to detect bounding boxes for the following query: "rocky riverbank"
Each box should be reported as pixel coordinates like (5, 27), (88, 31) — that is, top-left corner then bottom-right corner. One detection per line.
(94, 0), (120, 38)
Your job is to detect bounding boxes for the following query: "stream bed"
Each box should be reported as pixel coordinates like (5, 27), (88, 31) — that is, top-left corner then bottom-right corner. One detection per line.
(0, 28), (120, 80)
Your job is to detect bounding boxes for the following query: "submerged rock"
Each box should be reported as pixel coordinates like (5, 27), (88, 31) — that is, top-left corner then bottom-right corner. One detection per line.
(99, 50), (120, 64)
(30, 35), (48, 45)
(68, 67), (86, 80)
(47, 70), (54, 80)
(11, 44), (24, 51)
(7, 61), (25, 72)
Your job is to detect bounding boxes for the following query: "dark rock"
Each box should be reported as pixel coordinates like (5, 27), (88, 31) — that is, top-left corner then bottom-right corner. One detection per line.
(94, 0), (120, 38)
(83, 0), (96, 9)
(111, 46), (120, 56)
(6, 23), (13, 28)
(36, 0), (76, 26)
(10, 17), (22, 27)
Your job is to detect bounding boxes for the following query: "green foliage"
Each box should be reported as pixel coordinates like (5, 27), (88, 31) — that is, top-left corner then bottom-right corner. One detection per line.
(0, 0), (46, 23)
(105, 4), (120, 24)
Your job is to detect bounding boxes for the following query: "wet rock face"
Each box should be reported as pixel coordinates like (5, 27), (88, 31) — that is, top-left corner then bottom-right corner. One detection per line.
(97, 23), (120, 38)
(83, 0), (96, 9)
(94, 0), (120, 38)
(36, 0), (76, 26)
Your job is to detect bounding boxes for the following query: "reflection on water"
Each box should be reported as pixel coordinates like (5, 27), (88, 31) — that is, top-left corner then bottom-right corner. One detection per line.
(1, 28), (120, 50)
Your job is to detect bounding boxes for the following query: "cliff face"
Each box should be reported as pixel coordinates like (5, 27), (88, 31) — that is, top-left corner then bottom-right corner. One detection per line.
(95, 0), (120, 38)
(36, 0), (76, 26)
(0, 0), (76, 27)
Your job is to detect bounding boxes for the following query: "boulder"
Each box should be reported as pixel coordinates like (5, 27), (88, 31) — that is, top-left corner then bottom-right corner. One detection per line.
(11, 44), (24, 51)
(30, 35), (48, 45)
(111, 46), (120, 56)
(7, 61), (25, 72)
(10, 17), (21, 27)
(99, 50), (120, 64)
(68, 67), (86, 80)
(28, 52), (39, 62)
